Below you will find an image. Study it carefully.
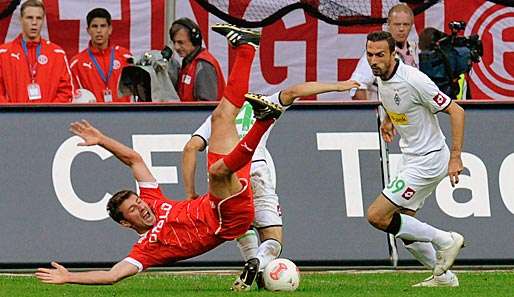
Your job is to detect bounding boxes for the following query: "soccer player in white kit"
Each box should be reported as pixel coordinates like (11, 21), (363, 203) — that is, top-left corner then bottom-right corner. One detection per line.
(364, 31), (466, 287)
(182, 80), (359, 291)
(351, 4), (418, 100)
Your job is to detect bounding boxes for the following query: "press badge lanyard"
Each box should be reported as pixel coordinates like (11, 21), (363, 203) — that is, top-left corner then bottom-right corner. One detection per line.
(21, 39), (42, 100)
(87, 48), (115, 102)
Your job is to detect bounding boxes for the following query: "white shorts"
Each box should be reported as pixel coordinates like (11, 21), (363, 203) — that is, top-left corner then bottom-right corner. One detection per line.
(382, 145), (450, 211)
(250, 160), (282, 228)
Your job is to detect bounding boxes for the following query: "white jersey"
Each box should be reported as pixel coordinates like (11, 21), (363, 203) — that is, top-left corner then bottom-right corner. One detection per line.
(350, 41), (418, 100)
(193, 101), (272, 161)
(377, 60), (451, 155)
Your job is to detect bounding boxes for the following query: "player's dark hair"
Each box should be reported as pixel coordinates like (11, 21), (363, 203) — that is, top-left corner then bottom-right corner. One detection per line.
(107, 190), (137, 223)
(87, 8), (112, 27)
(20, 0), (45, 17)
(367, 31), (396, 54)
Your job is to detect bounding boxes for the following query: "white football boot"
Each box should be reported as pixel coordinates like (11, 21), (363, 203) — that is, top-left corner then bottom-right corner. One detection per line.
(434, 232), (465, 276)
(412, 270), (459, 287)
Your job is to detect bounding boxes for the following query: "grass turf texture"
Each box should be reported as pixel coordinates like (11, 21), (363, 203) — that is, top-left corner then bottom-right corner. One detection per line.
(1, 271), (513, 297)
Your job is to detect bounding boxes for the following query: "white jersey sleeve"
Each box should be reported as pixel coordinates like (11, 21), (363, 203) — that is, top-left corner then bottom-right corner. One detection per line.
(192, 115), (212, 146)
(409, 70), (451, 113)
(350, 53), (376, 95)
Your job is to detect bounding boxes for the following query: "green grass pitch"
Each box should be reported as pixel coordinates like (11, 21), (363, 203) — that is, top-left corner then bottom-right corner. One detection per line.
(1, 270), (513, 297)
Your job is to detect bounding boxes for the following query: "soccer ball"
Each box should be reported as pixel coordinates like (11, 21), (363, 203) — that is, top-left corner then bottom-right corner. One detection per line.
(262, 258), (300, 291)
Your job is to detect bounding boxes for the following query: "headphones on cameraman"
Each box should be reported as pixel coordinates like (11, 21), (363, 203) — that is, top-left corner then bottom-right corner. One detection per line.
(171, 17), (202, 47)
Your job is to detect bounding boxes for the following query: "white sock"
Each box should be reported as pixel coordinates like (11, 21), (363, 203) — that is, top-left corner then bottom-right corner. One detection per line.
(256, 239), (282, 271)
(236, 229), (258, 262)
(404, 241), (436, 269)
(397, 214), (453, 250)
(268, 92), (292, 110)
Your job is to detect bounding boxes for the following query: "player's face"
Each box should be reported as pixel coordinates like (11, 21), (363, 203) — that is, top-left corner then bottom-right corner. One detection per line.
(87, 18), (112, 49)
(388, 11), (413, 45)
(172, 28), (196, 58)
(118, 194), (156, 231)
(20, 6), (45, 41)
(366, 40), (396, 79)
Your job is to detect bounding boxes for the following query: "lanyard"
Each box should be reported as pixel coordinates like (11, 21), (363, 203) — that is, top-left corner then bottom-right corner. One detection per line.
(87, 47), (115, 86)
(21, 39), (41, 82)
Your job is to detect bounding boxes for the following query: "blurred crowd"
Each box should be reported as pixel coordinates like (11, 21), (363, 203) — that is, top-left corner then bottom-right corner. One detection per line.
(0, 0), (226, 104)
(0, 1), (473, 104)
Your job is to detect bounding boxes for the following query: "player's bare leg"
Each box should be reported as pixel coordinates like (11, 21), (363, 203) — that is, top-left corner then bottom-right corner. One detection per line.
(207, 24), (261, 199)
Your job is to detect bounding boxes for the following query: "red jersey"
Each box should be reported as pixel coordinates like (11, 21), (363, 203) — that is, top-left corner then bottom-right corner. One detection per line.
(125, 182), (223, 271)
(125, 175), (253, 271)
(70, 43), (132, 103)
(0, 35), (73, 103)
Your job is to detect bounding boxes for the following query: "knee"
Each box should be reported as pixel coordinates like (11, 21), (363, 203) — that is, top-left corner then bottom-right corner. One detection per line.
(367, 205), (388, 231)
(211, 103), (237, 125)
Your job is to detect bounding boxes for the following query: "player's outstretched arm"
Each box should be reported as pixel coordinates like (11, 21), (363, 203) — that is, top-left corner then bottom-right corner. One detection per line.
(279, 80), (360, 105)
(182, 135), (207, 200)
(35, 261), (138, 285)
(69, 120), (155, 183)
(443, 101), (465, 187)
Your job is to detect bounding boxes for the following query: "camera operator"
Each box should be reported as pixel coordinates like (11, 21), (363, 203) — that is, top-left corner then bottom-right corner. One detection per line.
(167, 17), (225, 102)
(351, 4), (419, 100)
(418, 22), (483, 99)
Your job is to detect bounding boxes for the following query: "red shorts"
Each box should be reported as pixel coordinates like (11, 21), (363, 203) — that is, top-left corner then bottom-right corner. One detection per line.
(205, 152), (254, 240)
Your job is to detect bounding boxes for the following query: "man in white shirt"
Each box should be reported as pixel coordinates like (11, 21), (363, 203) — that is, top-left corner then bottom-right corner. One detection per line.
(351, 4), (418, 100)
(364, 31), (466, 287)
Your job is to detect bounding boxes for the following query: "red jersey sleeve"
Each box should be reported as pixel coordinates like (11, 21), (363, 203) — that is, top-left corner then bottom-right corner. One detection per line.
(137, 182), (166, 205)
(125, 240), (166, 271)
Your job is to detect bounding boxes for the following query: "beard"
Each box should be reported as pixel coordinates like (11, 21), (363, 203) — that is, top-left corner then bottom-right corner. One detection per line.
(371, 66), (383, 77)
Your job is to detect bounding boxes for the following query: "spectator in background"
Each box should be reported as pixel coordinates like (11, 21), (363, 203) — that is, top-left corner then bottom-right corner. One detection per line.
(351, 4), (418, 100)
(70, 8), (132, 103)
(168, 17), (225, 101)
(0, 0), (73, 103)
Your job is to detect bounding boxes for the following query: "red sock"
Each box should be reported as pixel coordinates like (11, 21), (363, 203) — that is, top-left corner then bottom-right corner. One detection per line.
(223, 45), (255, 108)
(223, 118), (275, 172)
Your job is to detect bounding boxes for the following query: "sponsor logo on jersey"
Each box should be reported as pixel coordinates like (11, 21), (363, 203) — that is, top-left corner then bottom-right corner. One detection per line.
(433, 92), (447, 107)
(387, 111), (409, 125)
(401, 187), (416, 200)
(149, 202), (173, 243)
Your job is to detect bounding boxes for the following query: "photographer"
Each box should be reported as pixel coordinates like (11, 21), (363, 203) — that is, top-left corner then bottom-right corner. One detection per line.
(418, 22), (483, 99)
(168, 18), (225, 101)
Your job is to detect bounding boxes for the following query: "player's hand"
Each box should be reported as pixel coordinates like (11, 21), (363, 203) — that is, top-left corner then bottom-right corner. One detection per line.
(448, 157), (463, 187)
(35, 261), (69, 285)
(336, 80), (360, 92)
(380, 120), (396, 143)
(70, 120), (104, 146)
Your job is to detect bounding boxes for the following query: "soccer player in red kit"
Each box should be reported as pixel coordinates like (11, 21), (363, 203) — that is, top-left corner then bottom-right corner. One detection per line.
(35, 24), (280, 285)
